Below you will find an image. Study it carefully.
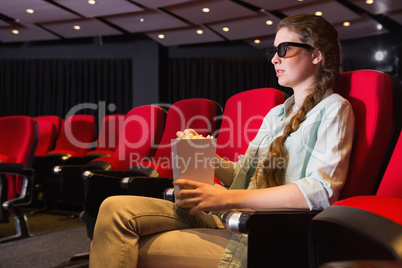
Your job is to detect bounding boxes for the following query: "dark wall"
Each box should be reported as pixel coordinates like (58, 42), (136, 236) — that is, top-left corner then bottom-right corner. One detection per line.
(0, 32), (401, 114)
(341, 33), (401, 78)
(0, 36), (160, 109)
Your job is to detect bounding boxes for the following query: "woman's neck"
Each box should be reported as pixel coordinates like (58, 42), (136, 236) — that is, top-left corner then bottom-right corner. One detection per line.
(293, 90), (311, 106)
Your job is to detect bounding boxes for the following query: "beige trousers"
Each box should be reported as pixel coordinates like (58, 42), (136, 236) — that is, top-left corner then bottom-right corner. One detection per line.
(89, 195), (230, 268)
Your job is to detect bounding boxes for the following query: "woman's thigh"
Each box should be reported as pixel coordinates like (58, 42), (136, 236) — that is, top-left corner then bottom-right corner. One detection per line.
(98, 195), (220, 236)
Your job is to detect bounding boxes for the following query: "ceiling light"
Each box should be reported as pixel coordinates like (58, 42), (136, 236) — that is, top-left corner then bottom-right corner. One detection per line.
(197, 30), (203, 35)
(315, 11), (323, 16)
(88, 0), (96, 4)
(377, 24), (383, 30)
(297, 0), (304, 1)
(73, 25), (81, 30)
(139, 18), (145, 22)
(375, 51), (386, 61)
(158, 34), (165, 39)
(12, 30), (19, 35)
(202, 8), (210, 13)
(343, 21), (350, 27)
(26, 9), (34, 14)
(366, 0), (374, 4)
(266, 20), (273, 25)
(222, 27), (229, 32)
(254, 39), (261, 44)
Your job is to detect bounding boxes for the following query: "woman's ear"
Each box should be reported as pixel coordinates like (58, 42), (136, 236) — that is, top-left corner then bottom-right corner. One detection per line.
(312, 49), (323, 65)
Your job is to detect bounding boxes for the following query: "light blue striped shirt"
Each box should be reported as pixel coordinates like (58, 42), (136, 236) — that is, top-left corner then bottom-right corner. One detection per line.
(230, 89), (355, 210)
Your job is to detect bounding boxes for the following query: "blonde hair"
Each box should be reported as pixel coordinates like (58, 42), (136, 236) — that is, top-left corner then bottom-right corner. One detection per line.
(257, 14), (342, 188)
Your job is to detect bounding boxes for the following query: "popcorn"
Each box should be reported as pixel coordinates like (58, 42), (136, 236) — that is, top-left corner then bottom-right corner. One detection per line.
(176, 131), (213, 139)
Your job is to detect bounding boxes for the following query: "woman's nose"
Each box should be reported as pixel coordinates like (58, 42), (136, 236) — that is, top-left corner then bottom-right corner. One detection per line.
(271, 53), (280, 65)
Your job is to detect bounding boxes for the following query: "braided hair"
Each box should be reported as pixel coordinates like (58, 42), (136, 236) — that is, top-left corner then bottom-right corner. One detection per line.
(256, 14), (342, 188)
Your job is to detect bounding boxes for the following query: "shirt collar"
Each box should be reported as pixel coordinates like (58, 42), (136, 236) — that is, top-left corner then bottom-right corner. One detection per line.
(277, 88), (334, 118)
(278, 94), (295, 117)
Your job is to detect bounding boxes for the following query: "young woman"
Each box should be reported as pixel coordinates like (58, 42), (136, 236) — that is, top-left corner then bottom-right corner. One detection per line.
(89, 14), (355, 268)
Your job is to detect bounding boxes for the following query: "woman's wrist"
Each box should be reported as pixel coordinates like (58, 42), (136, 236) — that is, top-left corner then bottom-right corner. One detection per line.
(224, 189), (239, 210)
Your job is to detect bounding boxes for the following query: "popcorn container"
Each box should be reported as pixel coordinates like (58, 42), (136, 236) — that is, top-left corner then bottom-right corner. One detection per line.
(171, 138), (217, 203)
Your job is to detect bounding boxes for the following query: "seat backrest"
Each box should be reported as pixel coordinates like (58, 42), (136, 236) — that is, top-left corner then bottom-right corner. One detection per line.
(34, 115), (63, 138)
(34, 120), (57, 157)
(151, 98), (221, 176)
(376, 129), (402, 198)
(335, 70), (399, 199)
(113, 105), (165, 166)
(48, 115), (96, 157)
(84, 105), (165, 171)
(0, 116), (38, 200)
(0, 116), (37, 167)
(216, 88), (285, 161)
(86, 114), (125, 156)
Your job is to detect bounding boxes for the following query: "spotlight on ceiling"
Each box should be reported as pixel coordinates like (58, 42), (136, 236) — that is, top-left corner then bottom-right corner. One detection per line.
(374, 51), (386, 61)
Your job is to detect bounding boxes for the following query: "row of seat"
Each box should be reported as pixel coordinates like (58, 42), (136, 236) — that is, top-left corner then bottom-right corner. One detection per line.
(80, 88), (285, 241)
(77, 70), (402, 268)
(0, 113), (118, 242)
(34, 114), (118, 158)
(37, 99), (221, 207)
(1, 70), (401, 268)
(78, 69), (402, 267)
(0, 89), (285, 243)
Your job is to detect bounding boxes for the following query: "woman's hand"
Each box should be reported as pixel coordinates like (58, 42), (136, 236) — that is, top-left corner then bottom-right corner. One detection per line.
(174, 179), (232, 215)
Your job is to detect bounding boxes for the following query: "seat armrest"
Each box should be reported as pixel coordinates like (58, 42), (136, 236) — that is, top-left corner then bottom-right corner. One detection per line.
(119, 177), (173, 198)
(0, 163), (26, 173)
(222, 209), (320, 268)
(0, 164), (34, 242)
(83, 165), (159, 180)
(222, 208), (319, 233)
(309, 206), (402, 267)
(321, 260), (402, 268)
(45, 154), (99, 165)
(162, 187), (175, 202)
(0, 164), (34, 210)
(54, 165), (85, 175)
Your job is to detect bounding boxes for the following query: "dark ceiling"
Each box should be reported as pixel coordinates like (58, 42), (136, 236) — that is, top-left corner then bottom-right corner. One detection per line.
(0, 0), (401, 49)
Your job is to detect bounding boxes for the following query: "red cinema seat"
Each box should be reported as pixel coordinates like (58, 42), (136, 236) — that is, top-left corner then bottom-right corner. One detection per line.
(39, 115), (96, 207)
(82, 99), (220, 239)
(48, 114), (126, 205)
(85, 106), (165, 172)
(216, 88), (285, 162)
(130, 98), (221, 177)
(306, 70), (402, 267)
(0, 116), (38, 243)
(34, 120), (57, 157)
(309, 131), (402, 267)
(47, 114), (96, 158)
(221, 70), (401, 268)
(34, 115), (62, 138)
(85, 114), (125, 158)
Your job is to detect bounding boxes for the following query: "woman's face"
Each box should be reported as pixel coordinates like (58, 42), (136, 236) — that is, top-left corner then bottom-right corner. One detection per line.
(271, 27), (320, 92)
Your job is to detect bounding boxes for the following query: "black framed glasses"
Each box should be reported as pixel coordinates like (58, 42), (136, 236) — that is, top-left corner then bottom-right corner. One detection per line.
(266, 42), (314, 59)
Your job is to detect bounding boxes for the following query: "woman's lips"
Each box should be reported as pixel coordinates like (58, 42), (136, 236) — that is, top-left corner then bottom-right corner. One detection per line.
(276, 69), (284, 77)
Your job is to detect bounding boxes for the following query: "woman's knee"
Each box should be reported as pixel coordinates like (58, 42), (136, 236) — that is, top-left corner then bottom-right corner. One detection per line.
(99, 195), (127, 214)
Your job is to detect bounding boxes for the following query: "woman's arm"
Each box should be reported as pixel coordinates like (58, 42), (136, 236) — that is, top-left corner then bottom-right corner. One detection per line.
(174, 180), (308, 215)
(294, 98), (355, 209)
